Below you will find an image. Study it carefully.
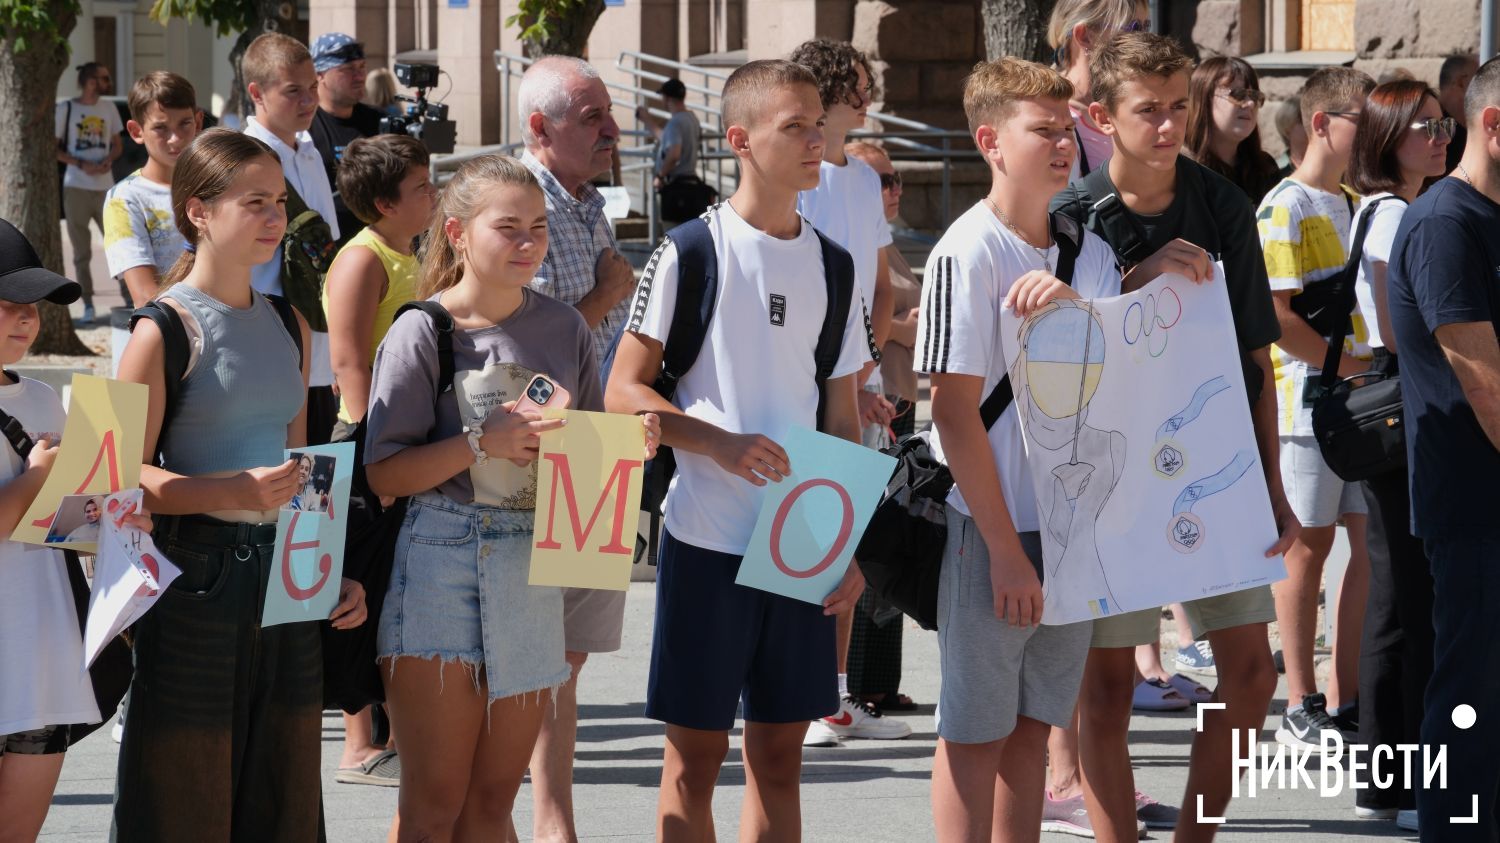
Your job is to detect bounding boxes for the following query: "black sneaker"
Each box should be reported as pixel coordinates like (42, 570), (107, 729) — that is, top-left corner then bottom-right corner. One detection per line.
(1330, 704), (1359, 742)
(1275, 692), (1341, 749)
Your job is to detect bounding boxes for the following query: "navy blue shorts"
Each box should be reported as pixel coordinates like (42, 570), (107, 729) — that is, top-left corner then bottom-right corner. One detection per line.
(645, 530), (838, 731)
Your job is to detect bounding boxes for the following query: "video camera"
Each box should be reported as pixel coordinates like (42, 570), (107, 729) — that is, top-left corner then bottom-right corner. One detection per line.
(380, 61), (457, 154)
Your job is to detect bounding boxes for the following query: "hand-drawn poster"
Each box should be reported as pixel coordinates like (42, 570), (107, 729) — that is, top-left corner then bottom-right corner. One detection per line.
(999, 272), (1285, 626)
(735, 426), (897, 605)
(16, 375), (147, 551)
(263, 442), (354, 627)
(83, 490), (181, 667)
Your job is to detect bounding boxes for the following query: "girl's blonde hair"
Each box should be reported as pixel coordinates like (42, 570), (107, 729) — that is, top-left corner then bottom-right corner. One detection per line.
(1047, 0), (1143, 68)
(364, 67), (398, 110)
(162, 128), (280, 288)
(417, 154), (543, 299)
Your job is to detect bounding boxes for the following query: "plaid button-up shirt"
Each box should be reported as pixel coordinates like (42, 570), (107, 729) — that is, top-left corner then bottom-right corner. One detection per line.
(522, 150), (627, 372)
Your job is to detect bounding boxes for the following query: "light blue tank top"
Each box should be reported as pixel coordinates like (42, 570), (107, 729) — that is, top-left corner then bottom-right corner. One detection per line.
(157, 283), (304, 476)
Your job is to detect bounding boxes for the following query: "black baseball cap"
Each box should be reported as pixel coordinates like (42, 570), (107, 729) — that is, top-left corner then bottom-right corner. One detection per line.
(657, 78), (687, 100)
(0, 219), (82, 305)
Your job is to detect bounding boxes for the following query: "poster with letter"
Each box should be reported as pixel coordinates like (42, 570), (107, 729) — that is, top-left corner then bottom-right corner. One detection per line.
(262, 442), (354, 626)
(529, 410), (646, 592)
(16, 375), (147, 552)
(83, 490), (180, 667)
(735, 426), (896, 605)
(999, 271), (1285, 625)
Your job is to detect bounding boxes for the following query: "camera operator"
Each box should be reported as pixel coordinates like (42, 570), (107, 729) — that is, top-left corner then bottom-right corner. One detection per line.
(309, 33), (383, 243)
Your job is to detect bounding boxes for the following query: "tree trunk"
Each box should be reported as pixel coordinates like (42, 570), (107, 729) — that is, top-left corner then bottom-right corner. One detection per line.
(521, 0), (606, 58)
(225, 0), (300, 122)
(980, 0), (1060, 64)
(0, 2), (92, 356)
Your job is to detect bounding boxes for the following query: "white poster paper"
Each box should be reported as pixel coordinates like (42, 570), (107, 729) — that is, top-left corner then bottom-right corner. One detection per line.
(1000, 271), (1286, 626)
(83, 490), (180, 667)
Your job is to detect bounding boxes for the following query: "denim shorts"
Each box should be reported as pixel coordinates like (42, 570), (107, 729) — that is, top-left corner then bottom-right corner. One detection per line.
(378, 493), (570, 701)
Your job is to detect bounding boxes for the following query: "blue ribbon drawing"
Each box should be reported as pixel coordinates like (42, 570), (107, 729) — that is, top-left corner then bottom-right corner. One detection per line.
(1172, 450), (1256, 516)
(1157, 376), (1230, 440)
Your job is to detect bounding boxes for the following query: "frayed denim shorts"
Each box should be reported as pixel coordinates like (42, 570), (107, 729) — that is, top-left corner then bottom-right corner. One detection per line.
(377, 493), (570, 701)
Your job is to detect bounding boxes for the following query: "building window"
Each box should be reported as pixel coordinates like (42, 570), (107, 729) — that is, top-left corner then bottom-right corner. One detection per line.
(1302, 0), (1355, 51)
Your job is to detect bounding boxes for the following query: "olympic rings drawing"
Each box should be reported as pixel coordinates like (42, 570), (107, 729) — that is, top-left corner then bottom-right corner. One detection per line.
(1123, 286), (1183, 357)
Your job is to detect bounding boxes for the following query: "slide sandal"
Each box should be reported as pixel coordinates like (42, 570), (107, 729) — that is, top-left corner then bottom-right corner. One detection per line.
(1167, 673), (1214, 705)
(1133, 678), (1191, 711)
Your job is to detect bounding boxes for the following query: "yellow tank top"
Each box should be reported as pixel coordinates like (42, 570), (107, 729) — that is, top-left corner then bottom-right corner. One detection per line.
(323, 227), (419, 424)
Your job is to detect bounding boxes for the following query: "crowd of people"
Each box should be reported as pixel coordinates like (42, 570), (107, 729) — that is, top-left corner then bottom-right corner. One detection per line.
(3, 1), (1499, 841)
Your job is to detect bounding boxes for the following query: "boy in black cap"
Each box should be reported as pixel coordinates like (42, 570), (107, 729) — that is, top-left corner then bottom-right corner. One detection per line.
(636, 77), (708, 224)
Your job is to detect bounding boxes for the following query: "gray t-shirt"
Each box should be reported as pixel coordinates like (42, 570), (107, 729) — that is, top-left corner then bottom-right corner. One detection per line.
(364, 290), (604, 505)
(658, 111), (700, 180)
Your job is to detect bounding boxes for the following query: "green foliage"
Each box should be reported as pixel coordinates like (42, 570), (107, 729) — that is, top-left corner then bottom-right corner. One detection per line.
(505, 0), (585, 46)
(148, 0), (256, 37)
(0, 0), (82, 51)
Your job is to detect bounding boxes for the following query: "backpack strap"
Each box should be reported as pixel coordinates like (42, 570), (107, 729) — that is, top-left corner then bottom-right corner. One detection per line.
(654, 217), (718, 402)
(264, 293), (304, 370)
(812, 230), (856, 427)
(0, 381), (33, 460)
(395, 300), (457, 397)
(1318, 195), (1400, 390)
(130, 301), (190, 459)
(1080, 168), (1155, 267)
(978, 212), (1085, 431)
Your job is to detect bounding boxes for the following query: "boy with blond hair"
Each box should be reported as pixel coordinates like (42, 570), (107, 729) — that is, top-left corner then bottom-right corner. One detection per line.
(606, 59), (869, 840)
(1050, 32), (1297, 842)
(104, 71), (201, 307)
(919, 57), (1121, 842)
(1257, 65), (1376, 752)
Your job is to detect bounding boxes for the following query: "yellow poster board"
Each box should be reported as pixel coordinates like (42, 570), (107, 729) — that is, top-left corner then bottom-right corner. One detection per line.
(16, 375), (147, 552)
(528, 410), (646, 592)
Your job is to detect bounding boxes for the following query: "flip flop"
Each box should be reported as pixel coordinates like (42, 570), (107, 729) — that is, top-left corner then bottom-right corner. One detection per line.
(335, 748), (401, 787)
(1133, 678), (1191, 711)
(1167, 673), (1214, 705)
(882, 693), (919, 712)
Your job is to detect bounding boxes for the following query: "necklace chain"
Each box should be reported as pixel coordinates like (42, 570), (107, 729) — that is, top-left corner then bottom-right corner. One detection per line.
(1457, 163), (1474, 185)
(984, 197), (1053, 273)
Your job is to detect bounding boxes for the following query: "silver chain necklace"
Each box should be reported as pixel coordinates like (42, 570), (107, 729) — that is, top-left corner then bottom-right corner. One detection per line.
(985, 197), (1052, 273)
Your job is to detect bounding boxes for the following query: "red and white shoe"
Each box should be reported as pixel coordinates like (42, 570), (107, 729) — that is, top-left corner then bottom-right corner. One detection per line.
(820, 695), (912, 740)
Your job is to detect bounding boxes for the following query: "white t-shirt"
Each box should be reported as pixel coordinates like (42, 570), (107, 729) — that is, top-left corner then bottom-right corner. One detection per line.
(243, 117), (339, 388)
(915, 202), (1121, 530)
(627, 202), (872, 554)
(798, 156), (893, 324)
(104, 169), (187, 280)
(1352, 192), (1408, 350)
(0, 377), (101, 736)
(55, 99), (123, 192)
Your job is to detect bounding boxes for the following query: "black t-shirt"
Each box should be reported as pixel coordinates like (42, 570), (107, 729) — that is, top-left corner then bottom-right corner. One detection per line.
(1389, 177), (1500, 539)
(1051, 155), (1282, 402)
(309, 103), (384, 243)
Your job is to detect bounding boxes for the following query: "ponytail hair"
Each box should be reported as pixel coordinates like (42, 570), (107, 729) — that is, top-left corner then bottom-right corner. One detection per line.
(161, 128), (280, 288)
(417, 154), (543, 299)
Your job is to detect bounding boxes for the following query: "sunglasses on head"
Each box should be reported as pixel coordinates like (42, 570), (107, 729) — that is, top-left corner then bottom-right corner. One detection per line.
(1410, 116), (1457, 141)
(324, 43), (365, 64)
(1215, 88), (1266, 107)
(879, 172), (902, 191)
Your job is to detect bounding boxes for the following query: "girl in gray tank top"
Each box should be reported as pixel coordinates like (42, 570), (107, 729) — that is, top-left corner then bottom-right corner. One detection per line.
(111, 129), (367, 842)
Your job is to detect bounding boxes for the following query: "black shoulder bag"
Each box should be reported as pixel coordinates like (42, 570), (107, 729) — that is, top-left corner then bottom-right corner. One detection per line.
(1310, 196), (1406, 482)
(854, 213), (1083, 631)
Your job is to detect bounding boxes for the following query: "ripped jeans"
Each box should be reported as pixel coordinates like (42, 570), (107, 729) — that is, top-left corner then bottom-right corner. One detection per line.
(378, 494), (569, 701)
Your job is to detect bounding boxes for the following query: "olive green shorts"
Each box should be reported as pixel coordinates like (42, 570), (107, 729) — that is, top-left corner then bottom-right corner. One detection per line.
(1088, 585), (1275, 648)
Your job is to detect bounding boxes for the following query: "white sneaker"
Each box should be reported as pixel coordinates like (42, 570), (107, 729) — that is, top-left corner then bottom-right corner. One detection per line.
(1396, 809), (1418, 831)
(821, 695), (912, 740)
(802, 718), (841, 747)
(1355, 806), (1397, 820)
(110, 716), (123, 743)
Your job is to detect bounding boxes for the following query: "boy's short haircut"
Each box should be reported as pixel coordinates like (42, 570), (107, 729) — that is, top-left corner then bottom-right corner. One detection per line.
(127, 71), (198, 124)
(243, 32), (313, 90)
(76, 61), (104, 89)
(721, 59), (819, 131)
(1298, 66), (1376, 130)
(1088, 31), (1193, 111)
(337, 134), (431, 225)
(1464, 55), (1500, 126)
(963, 57), (1074, 135)
(789, 38), (878, 111)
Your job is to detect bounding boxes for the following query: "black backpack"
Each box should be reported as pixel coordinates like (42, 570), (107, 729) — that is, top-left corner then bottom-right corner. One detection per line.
(854, 213), (1083, 631)
(601, 213), (858, 562)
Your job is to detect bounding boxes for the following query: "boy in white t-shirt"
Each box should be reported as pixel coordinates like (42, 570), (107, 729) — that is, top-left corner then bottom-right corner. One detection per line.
(917, 57), (1123, 842)
(606, 59), (869, 839)
(104, 71), (201, 308)
(789, 37), (910, 747)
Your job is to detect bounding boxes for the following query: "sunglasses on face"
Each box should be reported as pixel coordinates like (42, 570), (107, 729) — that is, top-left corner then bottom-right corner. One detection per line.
(1410, 116), (1458, 141)
(1325, 111), (1362, 122)
(1215, 88), (1266, 107)
(879, 172), (902, 192)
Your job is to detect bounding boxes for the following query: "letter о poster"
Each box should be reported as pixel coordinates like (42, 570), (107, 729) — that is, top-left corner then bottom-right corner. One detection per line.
(735, 426), (895, 604)
(262, 442), (354, 626)
(529, 410), (646, 591)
